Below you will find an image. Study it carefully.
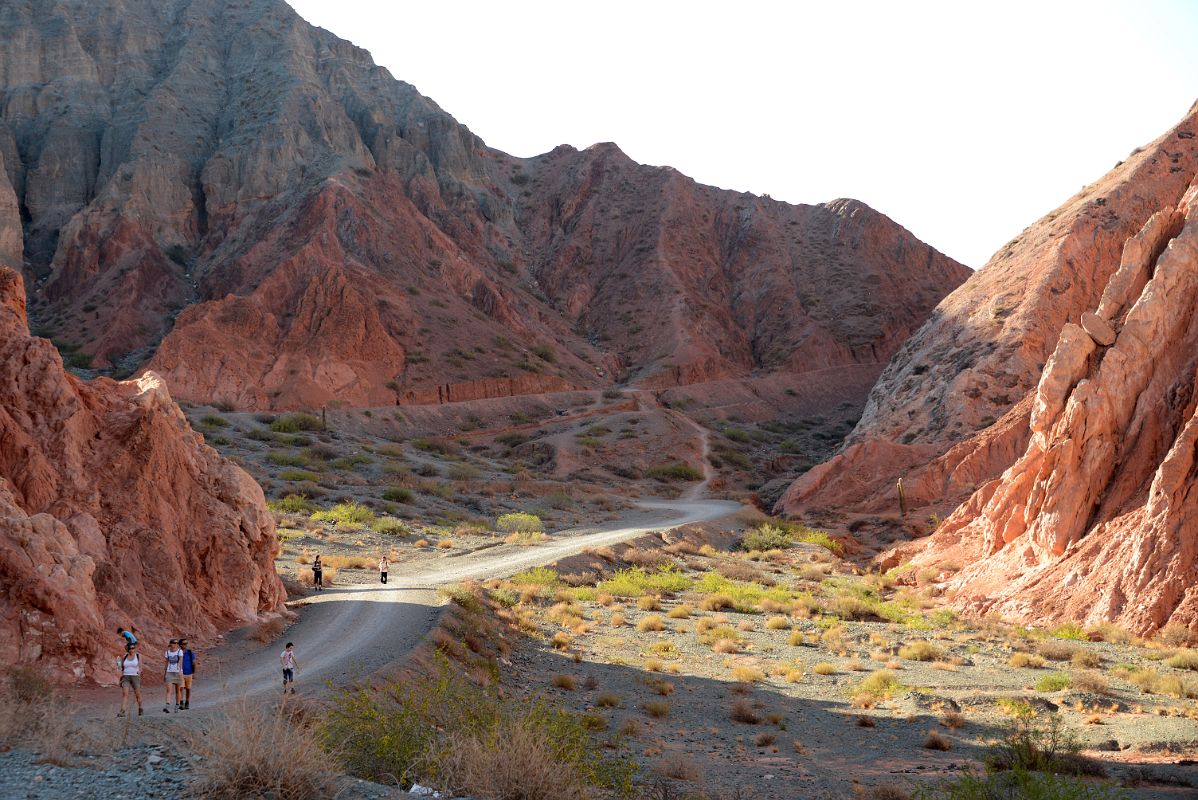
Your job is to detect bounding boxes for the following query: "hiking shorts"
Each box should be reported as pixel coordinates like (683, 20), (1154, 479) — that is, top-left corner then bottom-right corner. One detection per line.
(120, 675), (141, 690)
(182, 674), (193, 688)
(282, 668), (294, 683)
(165, 672), (183, 685)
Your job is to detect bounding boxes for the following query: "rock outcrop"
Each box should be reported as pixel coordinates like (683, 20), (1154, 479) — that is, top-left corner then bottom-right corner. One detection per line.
(780, 102), (1198, 522)
(0, 266), (284, 683)
(781, 103), (1198, 635)
(0, 0), (967, 410)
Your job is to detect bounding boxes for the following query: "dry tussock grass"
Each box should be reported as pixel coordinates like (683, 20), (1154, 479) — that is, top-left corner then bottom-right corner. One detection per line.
(249, 616), (288, 643)
(437, 721), (588, 800)
(322, 555), (372, 570)
(0, 668), (94, 766)
(923, 729), (951, 750)
(187, 699), (339, 800)
(655, 751), (702, 782)
(551, 674), (576, 691)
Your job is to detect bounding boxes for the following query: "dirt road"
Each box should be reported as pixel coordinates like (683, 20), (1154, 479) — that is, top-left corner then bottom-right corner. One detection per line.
(187, 497), (740, 708)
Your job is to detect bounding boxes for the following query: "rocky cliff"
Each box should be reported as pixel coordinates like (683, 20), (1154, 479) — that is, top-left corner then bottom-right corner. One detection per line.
(0, 265), (284, 683)
(0, 0), (967, 410)
(780, 104), (1198, 635)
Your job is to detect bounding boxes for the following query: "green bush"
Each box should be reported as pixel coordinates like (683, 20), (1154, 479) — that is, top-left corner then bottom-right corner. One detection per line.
(370, 517), (408, 535)
(447, 463), (480, 481)
(266, 452), (316, 468)
(267, 494), (316, 514)
(1165, 649), (1198, 671)
(1049, 623), (1089, 641)
(270, 414), (323, 433)
(199, 414), (230, 428)
(496, 513), (543, 534)
(278, 470), (321, 482)
(597, 566), (691, 598)
(694, 571), (799, 611)
(331, 454), (372, 470)
(322, 662), (636, 795)
(511, 567), (560, 586)
(1035, 673), (1071, 692)
(645, 462), (703, 482)
(382, 487), (415, 504)
(312, 502), (376, 527)
(495, 432), (529, 448)
(530, 345), (556, 363)
(740, 524), (793, 551)
(851, 670), (902, 700)
(916, 768), (1126, 800)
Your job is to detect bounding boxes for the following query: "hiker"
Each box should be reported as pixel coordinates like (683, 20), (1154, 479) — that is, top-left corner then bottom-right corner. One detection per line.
(312, 553), (323, 591)
(378, 554), (389, 585)
(163, 639), (185, 712)
(116, 642), (143, 717)
(118, 626), (138, 649)
(280, 642), (299, 694)
(179, 638), (196, 710)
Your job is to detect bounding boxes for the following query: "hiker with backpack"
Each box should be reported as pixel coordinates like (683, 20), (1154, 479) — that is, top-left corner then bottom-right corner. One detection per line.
(163, 639), (185, 713)
(179, 638), (196, 710)
(116, 642), (143, 717)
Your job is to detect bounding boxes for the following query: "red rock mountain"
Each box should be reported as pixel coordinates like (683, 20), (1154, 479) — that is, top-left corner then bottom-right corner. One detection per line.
(0, 0), (967, 411)
(0, 264), (283, 682)
(781, 103), (1198, 634)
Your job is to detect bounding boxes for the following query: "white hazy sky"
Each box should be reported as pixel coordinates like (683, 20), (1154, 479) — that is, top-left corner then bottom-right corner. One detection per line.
(288, 0), (1198, 268)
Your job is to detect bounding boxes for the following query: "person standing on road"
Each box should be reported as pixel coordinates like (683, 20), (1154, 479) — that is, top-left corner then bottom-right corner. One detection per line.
(280, 642), (299, 694)
(179, 638), (196, 710)
(116, 643), (143, 717)
(378, 554), (389, 585)
(163, 639), (185, 713)
(312, 554), (323, 591)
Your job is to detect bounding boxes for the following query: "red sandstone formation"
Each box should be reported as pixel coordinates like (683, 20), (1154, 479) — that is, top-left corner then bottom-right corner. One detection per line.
(1, 0), (966, 411)
(780, 102), (1198, 522)
(782, 104), (1198, 635)
(0, 266), (284, 683)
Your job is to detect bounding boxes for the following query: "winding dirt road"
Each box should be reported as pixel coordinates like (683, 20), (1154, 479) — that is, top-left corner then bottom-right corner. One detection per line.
(189, 497), (740, 707)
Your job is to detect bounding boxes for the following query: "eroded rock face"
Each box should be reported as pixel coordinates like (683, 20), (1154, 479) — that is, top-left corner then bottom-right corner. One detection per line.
(917, 189), (1198, 633)
(779, 103), (1198, 522)
(0, 267), (284, 683)
(1, 0), (967, 410)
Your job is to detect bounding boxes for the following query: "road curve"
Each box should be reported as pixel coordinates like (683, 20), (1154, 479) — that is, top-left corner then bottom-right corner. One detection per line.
(189, 497), (741, 707)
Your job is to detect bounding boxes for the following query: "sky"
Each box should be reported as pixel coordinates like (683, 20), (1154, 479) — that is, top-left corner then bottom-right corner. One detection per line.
(288, 0), (1198, 268)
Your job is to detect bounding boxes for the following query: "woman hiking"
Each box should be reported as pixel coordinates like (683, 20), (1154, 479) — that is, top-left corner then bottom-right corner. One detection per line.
(378, 554), (389, 585)
(163, 639), (185, 712)
(116, 642), (143, 717)
(312, 553), (323, 591)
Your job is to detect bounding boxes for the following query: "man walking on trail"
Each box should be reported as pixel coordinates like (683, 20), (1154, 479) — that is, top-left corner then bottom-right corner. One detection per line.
(378, 554), (389, 585)
(312, 553), (323, 591)
(163, 639), (185, 712)
(179, 638), (196, 710)
(116, 642), (143, 717)
(280, 642), (299, 694)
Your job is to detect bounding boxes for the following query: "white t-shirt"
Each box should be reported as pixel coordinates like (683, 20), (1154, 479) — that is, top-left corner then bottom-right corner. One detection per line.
(165, 649), (184, 673)
(280, 650), (296, 669)
(118, 653), (141, 675)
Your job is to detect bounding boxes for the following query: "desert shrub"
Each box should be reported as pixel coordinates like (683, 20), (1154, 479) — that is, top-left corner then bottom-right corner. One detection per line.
(1156, 622), (1196, 647)
(551, 675), (577, 691)
(496, 512), (544, 534)
(645, 462), (703, 482)
(448, 463), (481, 481)
(597, 566), (691, 597)
(732, 666), (765, 683)
(915, 768), (1124, 799)
(985, 710), (1091, 776)
(595, 693), (621, 708)
(1036, 640), (1081, 661)
(1009, 652), (1046, 669)
(0, 668), (82, 766)
(188, 700), (339, 799)
(323, 555), (373, 570)
(765, 616), (790, 630)
(1035, 673), (1071, 692)
(812, 662), (837, 675)
(1069, 671), (1109, 694)
(1049, 623), (1089, 641)
(325, 662), (635, 795)
(268, 494), (316, 514)
(637, 615), (666, 632)
(641, 700), (670, 718)
(923, 730), (952, 751)
(311, 502), (376, 527)
(278, 470), (321, 482)
(267, 452), (316, 468)
(199, 414), (230, 428)
(741, 524), (794, 551)
(369, 517), (408, 535)
(694, 571), (798, 612)
(511, 566), (560, 586)
(794, 527), (843, 554)
(853, 670), (901, 700)
(331, 454), (372, 470)
(270, 414), (323, 433)
(729, 699), (759, 724)
(899, 641), (943, 662)
(1164, 649), (1198, 671)
(666, 605), (692, 619)
(1070, 650), (1102, 668)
